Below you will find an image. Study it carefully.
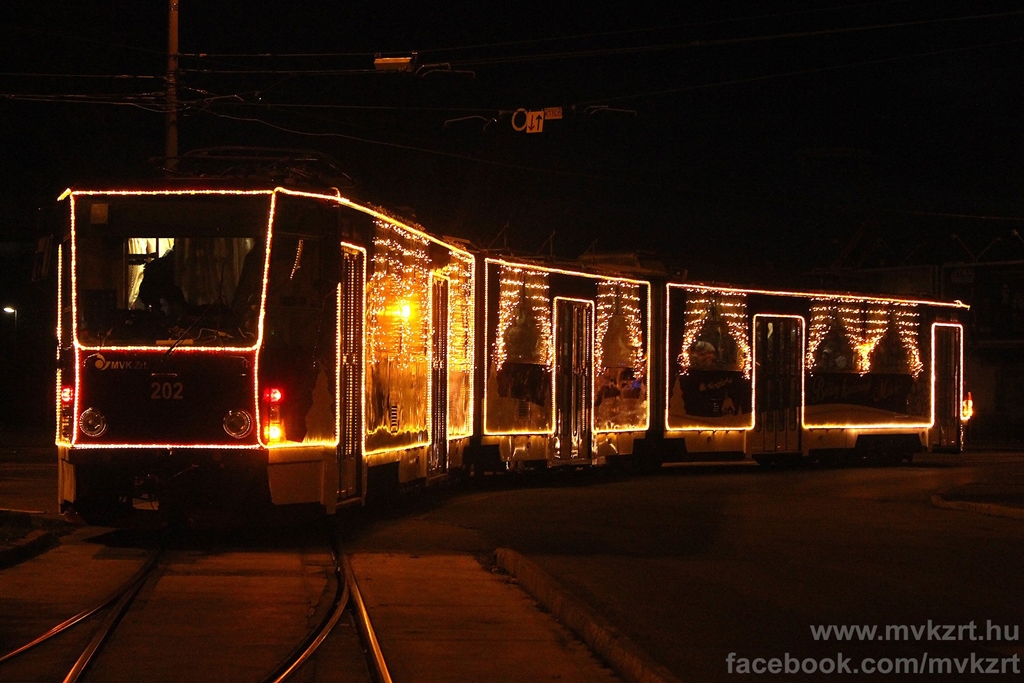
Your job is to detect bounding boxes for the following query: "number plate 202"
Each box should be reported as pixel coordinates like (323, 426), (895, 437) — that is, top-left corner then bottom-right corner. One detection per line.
(150, 381), (184, 400)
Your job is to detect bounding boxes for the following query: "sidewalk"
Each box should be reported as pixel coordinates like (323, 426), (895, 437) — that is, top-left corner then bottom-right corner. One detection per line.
(0, 425), (55, 464)
(348, 552), (623, 683)
(933, 482), (1024, 520)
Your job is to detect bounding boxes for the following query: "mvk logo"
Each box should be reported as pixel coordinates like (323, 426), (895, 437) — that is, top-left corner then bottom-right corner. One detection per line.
(91, 354), (149, 371)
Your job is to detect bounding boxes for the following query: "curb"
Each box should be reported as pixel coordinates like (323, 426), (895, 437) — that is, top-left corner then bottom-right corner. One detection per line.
(931, 495), (1024, 520)
(0, 530), (57, 569)
(494, 548), (683, 683)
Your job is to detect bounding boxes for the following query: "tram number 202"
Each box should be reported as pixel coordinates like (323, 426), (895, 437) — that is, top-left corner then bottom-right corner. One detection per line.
(150, 381), (184, 400)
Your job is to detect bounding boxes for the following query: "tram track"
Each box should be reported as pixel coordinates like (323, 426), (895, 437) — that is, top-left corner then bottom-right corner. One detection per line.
(0, 541), (164, 671)
(0, 532), (392, 683)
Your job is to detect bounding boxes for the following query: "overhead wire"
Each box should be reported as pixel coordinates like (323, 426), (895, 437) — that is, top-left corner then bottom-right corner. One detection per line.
(177, 0), (923, 59)
(195, 104), (1024, 224)
(573, 35), (1024, 106)
(450, 9), (1024, 67)
(0, 72), (160, 80)
(0, 22), (166, 56)
(167, 7), (1024, 75)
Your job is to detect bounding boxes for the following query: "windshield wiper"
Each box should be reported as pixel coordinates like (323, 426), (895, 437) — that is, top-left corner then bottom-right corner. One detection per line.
(162, 301), (219, 359)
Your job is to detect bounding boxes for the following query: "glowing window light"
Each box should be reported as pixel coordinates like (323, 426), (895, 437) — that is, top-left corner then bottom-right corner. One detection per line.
(802, 321), (961, 430)
(493, 265), (553, 371)
(365, 221), (431, 369)
(806, 299), (924, 377)
(664, 283), (954, 435)
(484, 258), (652, 438)
(676, 290), (751, 379)
(441, 253), (476, 439)
(363, 220), (432, 451)
(595, 281), (645, 379)
(895, 306), (925, 378)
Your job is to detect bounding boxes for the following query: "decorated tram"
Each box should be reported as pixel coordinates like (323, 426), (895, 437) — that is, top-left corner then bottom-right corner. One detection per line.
(661, 283), (969, 464)
(53, 183), (972, 523)
(474, 257), (652, 468)
(56, 186), (473, 522)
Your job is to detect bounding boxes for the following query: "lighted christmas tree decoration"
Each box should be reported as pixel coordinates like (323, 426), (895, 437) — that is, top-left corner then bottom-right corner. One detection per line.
(677, 290), (751, 378)
(807, 299), (923, 377)
(493, 265), (553, 371)
(595, 281), (645, 378)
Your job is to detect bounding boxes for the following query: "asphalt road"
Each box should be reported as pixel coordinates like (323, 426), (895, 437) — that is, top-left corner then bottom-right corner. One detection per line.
(346, 453), (1024, 682)
(5, 445), (1024, 681)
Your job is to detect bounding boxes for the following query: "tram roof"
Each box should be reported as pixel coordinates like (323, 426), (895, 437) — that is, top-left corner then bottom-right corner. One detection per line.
(668, 281), (969, 309)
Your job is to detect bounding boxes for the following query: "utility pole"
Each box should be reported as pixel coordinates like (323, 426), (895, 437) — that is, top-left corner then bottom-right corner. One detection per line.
(166, 0), (179, 171)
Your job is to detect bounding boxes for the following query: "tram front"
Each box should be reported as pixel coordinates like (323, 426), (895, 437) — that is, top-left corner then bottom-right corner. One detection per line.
(56, 189), (277, 523)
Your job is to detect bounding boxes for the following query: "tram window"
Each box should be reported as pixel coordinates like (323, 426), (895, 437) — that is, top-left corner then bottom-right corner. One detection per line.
(126, 238), (174, 309)
(75, 233), (262, 346)
(687, 321), (743, 372)
(869, 324), (918, 375)
(262, 233), (338, 442)
(811, 324), (855, 373)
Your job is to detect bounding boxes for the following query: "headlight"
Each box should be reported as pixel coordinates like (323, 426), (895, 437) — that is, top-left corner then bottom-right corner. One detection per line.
(223, 410), (253, 439)
(79, 408), (108, 437)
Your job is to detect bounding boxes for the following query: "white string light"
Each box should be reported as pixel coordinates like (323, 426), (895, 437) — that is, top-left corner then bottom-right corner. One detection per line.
(677, 290), (751, 378)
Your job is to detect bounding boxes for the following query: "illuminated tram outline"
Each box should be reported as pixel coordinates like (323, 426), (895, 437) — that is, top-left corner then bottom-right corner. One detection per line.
(665, 283), (969, 437)
(482, 257), (653, 438)
(59, 187), (476, 456)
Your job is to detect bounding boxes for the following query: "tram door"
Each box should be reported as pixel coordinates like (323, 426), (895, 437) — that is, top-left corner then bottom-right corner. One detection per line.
(428, 279), (449, 476)
(337, 247), (364, 502)
(931, 324), (963, 451)
(554, 299), (593, 461)
(752, 316), (803, 455)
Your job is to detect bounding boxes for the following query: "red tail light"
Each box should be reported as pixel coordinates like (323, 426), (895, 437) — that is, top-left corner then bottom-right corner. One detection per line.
(262, 387), (284, 442)
(60, 386), (74, 405)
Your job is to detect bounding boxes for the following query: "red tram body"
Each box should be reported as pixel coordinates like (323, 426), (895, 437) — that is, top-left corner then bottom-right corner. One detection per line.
(53, 185), (971, 523)
(57, 186), (473, 521)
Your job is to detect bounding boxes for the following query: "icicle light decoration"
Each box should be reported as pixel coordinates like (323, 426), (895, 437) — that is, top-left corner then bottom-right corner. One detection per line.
(493, 265), (552, 371)
(894, 305), (924, 377)
(595, 281), (645, 378)
(677, 290), (751, 379)
(365, 221), (431, 367)
(441, 254), (475, 373)
(807, 299), (923, 377)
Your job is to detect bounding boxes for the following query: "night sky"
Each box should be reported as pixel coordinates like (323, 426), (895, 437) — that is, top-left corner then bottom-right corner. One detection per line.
(3, 1), (1024, 272)
(1, 1), (1023, 429)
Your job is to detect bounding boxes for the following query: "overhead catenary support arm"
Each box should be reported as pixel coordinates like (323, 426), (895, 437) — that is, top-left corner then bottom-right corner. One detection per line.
(166, 0), (179, 172)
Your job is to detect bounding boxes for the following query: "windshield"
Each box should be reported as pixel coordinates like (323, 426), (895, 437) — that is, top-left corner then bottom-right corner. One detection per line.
(73, 194), (270, 347)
